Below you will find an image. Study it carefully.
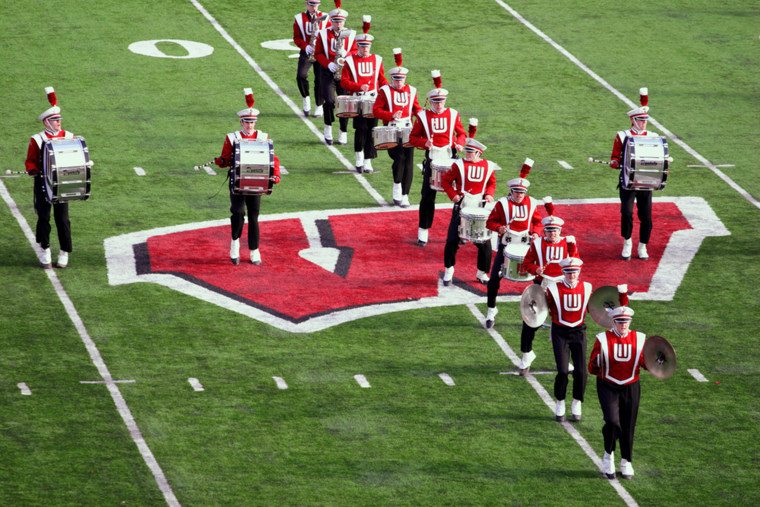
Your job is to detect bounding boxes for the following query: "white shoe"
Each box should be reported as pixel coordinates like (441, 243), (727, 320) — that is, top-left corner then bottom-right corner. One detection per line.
(56, 250), (69, 269)
(363, 159), (374, 173)
(570, 399), (582, 422)
(400, 194), (410, 208)
(638, 242), (649, 260)
(555, 400), (566, 422)
(442, 266), (454, 286)
(622, 238), (632, 260)
(392, 183), (402, 205)
(313, 104), (323, 117)
(602, 451), (616, 479)
(302, 96), (311, 116)
(323, 125), (333, 145)
(485, 307), (498, 328)
(620, 459), (634, 479)
(337, 130), (348, 145)
(40, 247), (52, 269)
(568, 362), (575, 373)
(476, 269), (490, 284)
(250, 248), (262, 265)
(355, 152), (364, 172)
(230, 239), (240, 265)
(417, 228), (428, 247)
(519, 350), (536, 375)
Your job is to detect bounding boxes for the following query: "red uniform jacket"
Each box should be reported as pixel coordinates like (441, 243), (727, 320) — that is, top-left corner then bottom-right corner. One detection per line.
(486, 195), (543, 238)
(523, 236), (579, 284)
(340, 54), (388, 95)
(25, 130), (73, 175)
(546, 279), (592, 328)
(589, 329), (647, 385)
(218, 130), (281, 182)
(441, 159), (496, 203)
(314, 28), (357, 70)
(408, 108), (466, 151)
(293, 10), (330, 51)
(372, 84), (422, 125)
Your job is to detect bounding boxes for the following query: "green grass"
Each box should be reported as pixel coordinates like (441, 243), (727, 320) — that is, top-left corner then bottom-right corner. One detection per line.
(2, 0), (759, 505)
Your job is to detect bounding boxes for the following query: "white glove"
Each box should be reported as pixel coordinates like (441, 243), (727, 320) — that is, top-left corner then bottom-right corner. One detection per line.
(305, 45), (314, 56)
(328, 62), (338, 73)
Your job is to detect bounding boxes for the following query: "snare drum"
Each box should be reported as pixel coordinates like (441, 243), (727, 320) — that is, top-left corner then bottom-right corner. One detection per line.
(502, 229), (530, 246)
(458, 207), (492, 243)
(233, 138), (275, 195)
(42, 136), (92, 203)
(373, 126), (399, 150)
(360, 95), (376, 118)
(622, 136), (669, 191)
(500, 243), (535, 282)
(430, 157), (455, 192)
(336, 95), (360, 118)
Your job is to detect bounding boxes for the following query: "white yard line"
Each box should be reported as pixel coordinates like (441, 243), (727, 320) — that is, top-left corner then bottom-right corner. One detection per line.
(188, 378), (205, 391)
(187, 0), (388, 207)
(467, 303), (639, 507)
(687, 369), (709, 382)
(354, 374), (371, 388)
(438, 373), (456, 386)
(272, 376), (289, 390)
(134, 167), (146, 176)
(17, 382), (32, 395)
(0, 180), (180, 507)
(492, 0), (760, 210)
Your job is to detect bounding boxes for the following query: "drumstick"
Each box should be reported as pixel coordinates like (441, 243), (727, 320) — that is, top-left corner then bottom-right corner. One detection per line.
(194, 160), (216, 171)
(4, 170), (26, 175)
(587, 157), (611, 165)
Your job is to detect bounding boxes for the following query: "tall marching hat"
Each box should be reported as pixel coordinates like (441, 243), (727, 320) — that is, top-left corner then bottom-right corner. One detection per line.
(355, 15), (373, 45)
(426, 70), (449, 101)
(559, 256), (583, 272)
(627, 87), (650, 120)
(388, 48), (408, 79)
(507, 158), (534, 192)
(464, 118), (486, 153)
(39, 87), (62, 122)
(541, 196), (564, 230)
(328, 0), (347, 21)
(237, 88), (260, 121)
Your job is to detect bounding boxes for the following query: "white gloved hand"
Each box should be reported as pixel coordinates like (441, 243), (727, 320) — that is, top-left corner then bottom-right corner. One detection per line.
(328, 62), (338, 73)
(305, 45), (314, 56)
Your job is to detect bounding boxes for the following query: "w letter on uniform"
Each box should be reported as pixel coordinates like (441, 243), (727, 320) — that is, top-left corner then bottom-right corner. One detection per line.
(358, 62), (374, 76)
(431, 118), (448, 133)
(467, 165), (485, 182)
(563, 294), (582, 311)
(613, 343), (632, 362)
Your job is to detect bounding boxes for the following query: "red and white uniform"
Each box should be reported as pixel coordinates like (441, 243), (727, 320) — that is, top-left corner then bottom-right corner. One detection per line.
(523, 236), (579, 284)
(25, 130), (74, 175)
(611, 128), (656, 165)
(372, 84), (422, 125)
(293, 10), (330, 51)
(589, 329), (646, 385)
(408, 108), (466, 151)
(546, 279), (592, 327)
(441, 159), (496, 203)
(314, 29), (357, 71)
(486, 195), (543, 238)
(218, 130), (281, 179)
(340, 54), (388, 95)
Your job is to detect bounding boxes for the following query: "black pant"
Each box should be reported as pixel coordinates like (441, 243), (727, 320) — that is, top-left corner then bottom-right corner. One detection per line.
(486, 243), (506, 307)
(597, 378), (641, 461)
(520, 279), (543, 352)
(352, 116), (378, 158)
(34, 176), (71, 251)
(443, 205), (492, 272)
(320, 71), (349, 131)
(550, 323), (588, 402)
(296, 51), (323, 105)
(230, 192), (261, 250)
(619, 187), (652, 243)
(388, 145), (415, 194)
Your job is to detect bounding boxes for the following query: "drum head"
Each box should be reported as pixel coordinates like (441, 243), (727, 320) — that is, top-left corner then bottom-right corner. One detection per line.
(642, 335), (676, 379)
(520, 284), (548, 327)
(589, 285), (619, 328)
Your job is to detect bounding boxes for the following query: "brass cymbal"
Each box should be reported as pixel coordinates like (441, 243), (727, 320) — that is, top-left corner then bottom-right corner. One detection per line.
(520, 284), (548, 328)
(643, 335), (677, 379)
(589, 285), (619, 328)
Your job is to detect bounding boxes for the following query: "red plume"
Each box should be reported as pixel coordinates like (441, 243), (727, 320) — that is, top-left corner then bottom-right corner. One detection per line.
(617, 284), (629, 306)
(519, 158), (534, 178)
(244, 87), (254, 108)
(393, 48), (402, 66)
(467, 118), (478, 139)
(362, 15), (371, 33)
(335, 0), (341, 7)
(639, 87), (648, 107)
(544, 196), (554, 216)
(45, 86), (57, 106)
(431, 70), (442, 89)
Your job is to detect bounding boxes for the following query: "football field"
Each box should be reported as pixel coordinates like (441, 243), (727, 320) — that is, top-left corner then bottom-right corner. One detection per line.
(2, 1), (759, 505)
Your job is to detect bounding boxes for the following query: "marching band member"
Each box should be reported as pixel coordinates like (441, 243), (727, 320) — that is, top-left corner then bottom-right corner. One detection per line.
(588, 286), (646, 479)
(372, 48), (422, 206)
(483, 160), (543, 328)
(545, 257), (592, 423)
(610, 87), (658, 261)
(340, 16), (388, 173)
(313, 0), (356, 146)
(293, 0), (330, 118)
(214, 88), (281, 266)
(440, 119), (496, 286)
(517, 201), (579, 374)
(25, 87), (75, 269)
(407, 70), (466, 246)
